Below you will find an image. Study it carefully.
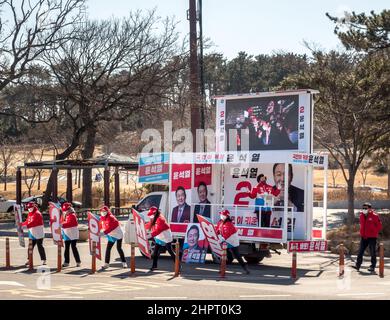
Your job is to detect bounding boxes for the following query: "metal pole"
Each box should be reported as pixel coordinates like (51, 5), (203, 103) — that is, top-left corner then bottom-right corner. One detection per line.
(53, 168), (58, 203)
(174, 241), (181, 277)
(57, 242), (62, 273)
(91, 241), (96, 274)
(66, 169), (73, 203)
(104, 167), (110, 207)
(6, 238), (10, 269)
(291, 251), (297, 279)
(114, 167), (120, 215)
(28, 239), (33, 271)
(339, 243), (345, 277)
(220, 242), (227, 279)
(131, 243), (136, 276)
(379, 242), (385, 278)
(16, 169), (22, 205)
(189, 0), (200, 151)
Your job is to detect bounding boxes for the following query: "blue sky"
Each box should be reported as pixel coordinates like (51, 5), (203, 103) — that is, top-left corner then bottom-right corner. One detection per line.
(87, 0), (388, 59)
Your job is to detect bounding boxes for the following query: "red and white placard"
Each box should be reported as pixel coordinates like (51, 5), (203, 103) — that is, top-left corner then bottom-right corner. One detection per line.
(88, 212), (102, 260)
(197, 215), (224, 259)
(288, 240), (327, 253)
(49, 202), (63, 246)
(132, 209), (151, 259)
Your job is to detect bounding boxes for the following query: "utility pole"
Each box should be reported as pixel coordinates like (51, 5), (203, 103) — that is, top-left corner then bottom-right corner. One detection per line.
(189, 0), (200, 152)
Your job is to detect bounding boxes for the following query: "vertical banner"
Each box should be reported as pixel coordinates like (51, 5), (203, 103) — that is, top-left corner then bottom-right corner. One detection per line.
(197, 215), (223, 259)
(182, 223), (208, 264)
(170, 164), (192, 223)
(14, 204), (25, 247)
(132, 209), (151, 259)
(192, 164), (213, 223)
(49, 202), (63, 246)
(88, 212), (102, 260)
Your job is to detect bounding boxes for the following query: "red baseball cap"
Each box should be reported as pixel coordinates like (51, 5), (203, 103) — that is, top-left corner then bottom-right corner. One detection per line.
(61, 202), (72, 212)
(148, 206), (158, 216)
(26, 202), (37, 209)
(219, 209), (230, 217)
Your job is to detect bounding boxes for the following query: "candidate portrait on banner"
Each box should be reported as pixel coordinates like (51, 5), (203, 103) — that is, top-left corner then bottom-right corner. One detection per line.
(182, 224), (208, 264)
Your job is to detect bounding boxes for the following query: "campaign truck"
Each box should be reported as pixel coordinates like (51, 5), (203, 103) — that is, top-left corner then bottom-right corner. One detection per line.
(127, 90), (328, 264)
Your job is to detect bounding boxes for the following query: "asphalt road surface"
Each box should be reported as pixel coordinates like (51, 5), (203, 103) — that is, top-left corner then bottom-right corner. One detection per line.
(0, 237), (389, 300)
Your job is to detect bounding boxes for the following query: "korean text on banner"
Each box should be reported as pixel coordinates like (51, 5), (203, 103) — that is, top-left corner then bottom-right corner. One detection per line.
(197, 215), (223, 259)
(132, 209), (151, 259)
(49, 202), (63, 246)
(88, 212), (102, 260)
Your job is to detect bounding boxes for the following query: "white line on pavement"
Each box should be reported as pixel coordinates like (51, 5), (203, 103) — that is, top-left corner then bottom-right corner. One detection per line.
(134, 296), (187, 300)
(239, 294), (292, 298)
(336, 293), (385, 297)
(0, 281), (25, 287)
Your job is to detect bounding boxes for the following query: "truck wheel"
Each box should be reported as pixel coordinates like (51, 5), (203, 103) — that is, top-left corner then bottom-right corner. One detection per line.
(244, 256), (264, 264)
(211, 251), (234, 264)
(7, 207), (14, 213)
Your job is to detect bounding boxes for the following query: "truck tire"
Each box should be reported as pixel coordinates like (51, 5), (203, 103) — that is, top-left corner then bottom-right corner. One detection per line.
(7, 207), (14, 213)
(243, 256), (264, 264)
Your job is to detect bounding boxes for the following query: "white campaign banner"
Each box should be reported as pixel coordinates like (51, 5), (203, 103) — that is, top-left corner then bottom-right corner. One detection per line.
(223, 163), (307, 240)
(14, 204), (25, 247)
(49, 202), (63, 246)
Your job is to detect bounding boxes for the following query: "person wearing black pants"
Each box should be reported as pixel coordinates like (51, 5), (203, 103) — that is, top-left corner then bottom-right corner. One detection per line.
(32, 239), (46, 261)
(61, 203), (81, 267)
(105, 238), (126, 264)
(145, 206), (176, 271)
(64, 240), (81, 265)
(352, 203), (382, 272)
(152, 242), (176, 269)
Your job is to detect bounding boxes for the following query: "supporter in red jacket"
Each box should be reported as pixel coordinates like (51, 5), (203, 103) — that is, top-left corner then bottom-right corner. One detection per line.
(216, 209), (249, 274)
(99, 205), (126, 269)
(249, 174), (281, 227)
(61, 202), (81, 268)
(20, 202), (46, 266)
(352, 202), (382, 272)
(145, 206), (176, 272)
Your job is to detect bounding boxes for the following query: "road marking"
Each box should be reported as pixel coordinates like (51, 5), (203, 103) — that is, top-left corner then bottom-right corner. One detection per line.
(0, 281), (25, 287)
(239, 294), (291, 298)
(337, 293), (385, 297)
(134, 296), (187, 300)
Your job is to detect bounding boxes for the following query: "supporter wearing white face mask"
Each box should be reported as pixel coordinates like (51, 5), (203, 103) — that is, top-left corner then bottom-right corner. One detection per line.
(352, 203), (383, 273)
(216, 209), (250, 275)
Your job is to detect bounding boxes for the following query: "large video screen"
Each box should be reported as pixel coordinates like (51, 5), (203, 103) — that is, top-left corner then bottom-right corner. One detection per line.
(225, 95), (298, 151)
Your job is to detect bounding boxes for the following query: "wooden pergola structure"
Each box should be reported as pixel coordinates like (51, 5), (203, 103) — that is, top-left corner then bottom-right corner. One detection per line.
(15, 153), (139, 213)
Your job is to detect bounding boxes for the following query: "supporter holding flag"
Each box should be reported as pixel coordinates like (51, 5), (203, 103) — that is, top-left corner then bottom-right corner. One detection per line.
(20, 202), (47, 266)
(216, 209), (250, 274)
(145, 206), (176, 272)
(99, 205), (127, 270)
(61, 202), (81, 268)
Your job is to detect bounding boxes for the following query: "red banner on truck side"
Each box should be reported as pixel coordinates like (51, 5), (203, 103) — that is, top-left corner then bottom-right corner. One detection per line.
(287, 240), (327, 253)
(88, 212), (102, 260)
(49, 202), (63, 246)
(197, 215), (224, 259)
(132, 209), (151, 259)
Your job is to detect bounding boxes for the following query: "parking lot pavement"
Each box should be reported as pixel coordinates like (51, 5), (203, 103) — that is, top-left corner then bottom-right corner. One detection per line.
(0, 237), (390, 300)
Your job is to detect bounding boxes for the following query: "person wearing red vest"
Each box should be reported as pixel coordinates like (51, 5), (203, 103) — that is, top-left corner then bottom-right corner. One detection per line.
(20, 202), (46, 266)
(61, 202), (81, 267)
(145, 206), (176, 272)
(216, 209), (250, 274)
(249, 174), (281, 227)
(99, 205), (126, 269)
(352, 202), (382, 272)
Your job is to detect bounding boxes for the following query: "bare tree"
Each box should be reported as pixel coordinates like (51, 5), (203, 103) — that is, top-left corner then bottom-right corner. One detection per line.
(41, 11), (184, 207)
(0, 135), (16, 191)
(0, 0), (85, 93)
(358, 158), (371, 187)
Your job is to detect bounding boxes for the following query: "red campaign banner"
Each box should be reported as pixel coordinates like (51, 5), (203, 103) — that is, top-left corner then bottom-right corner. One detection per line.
(139, 163), (169, 177)
(194, 164), (212, 187)
(197, 215), (224, 259)
(288, 240), (328, 253)
(236, 227), (283, 239)
(49, 202), (63, 246)
(88, 212), (102, 260)
(132, 209), (151, 259)
(171, 164), (192, 190)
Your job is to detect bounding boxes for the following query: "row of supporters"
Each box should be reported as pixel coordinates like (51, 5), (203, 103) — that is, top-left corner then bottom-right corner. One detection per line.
(19, 202), (126, 269)
(18, 201), (250, 273)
